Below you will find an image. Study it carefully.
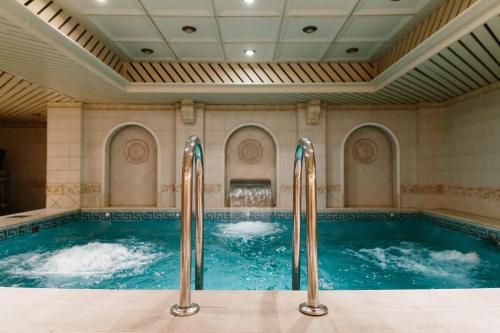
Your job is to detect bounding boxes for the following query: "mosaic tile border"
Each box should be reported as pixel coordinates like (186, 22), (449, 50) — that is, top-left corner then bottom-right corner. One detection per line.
(1, 210), (498, 243)
(421, 213), (500, 243)
(80, 211), (180, 221)
(0, 212), (80, 242)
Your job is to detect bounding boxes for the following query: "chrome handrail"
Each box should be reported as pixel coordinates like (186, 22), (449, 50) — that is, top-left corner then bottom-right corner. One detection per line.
(292, 137), (328, 316)
(171, 135), (204, 317)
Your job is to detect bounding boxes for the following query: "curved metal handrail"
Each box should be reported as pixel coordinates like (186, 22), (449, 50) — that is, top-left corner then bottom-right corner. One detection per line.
(292, 137), (328, 316)
(171, 135), (204, 317)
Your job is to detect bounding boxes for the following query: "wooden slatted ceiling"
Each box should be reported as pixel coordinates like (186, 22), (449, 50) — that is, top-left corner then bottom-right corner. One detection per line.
(121, 62), (378, 84)
(0, 70), (75, 123)
(18, 0), (124, 75)
(378, 0), (478, 72)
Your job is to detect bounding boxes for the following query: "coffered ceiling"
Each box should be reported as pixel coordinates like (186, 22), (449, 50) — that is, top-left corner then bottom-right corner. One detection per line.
(60, 0), (444, 62)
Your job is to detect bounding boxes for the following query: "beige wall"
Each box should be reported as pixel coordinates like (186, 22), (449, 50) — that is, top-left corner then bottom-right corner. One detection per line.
(0, 126), (46, 213)
(40, 86), (500, 218)
(439, 89), (500, 218)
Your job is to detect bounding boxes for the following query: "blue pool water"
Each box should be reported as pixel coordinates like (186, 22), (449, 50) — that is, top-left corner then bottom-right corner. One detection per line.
(0, 215), (499, 290)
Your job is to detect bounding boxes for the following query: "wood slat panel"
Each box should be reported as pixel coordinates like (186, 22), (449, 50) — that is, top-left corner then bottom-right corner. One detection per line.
(0, 69), (75, 123)
(377, 0), (477, 72)
(121, 61), (377, 84)
(18, 0), (125, 76)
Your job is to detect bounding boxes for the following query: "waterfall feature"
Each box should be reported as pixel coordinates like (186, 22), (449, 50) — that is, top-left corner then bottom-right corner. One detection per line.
(229, 179), (273, 207)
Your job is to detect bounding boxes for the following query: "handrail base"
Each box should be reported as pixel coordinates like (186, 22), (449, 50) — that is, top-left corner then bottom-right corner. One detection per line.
(299, 302), (328, 316)
(170, 303), (200, 317)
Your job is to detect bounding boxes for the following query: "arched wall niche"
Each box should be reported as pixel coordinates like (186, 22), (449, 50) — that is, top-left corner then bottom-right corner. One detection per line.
(102, 122), (161, 207)
(224, 124), (278, 207)
(340, 123), (400, 208)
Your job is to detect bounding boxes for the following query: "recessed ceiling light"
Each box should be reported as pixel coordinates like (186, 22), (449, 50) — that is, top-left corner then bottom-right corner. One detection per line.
(243, 0), (255, 4)
(244, 49), (256, 56)
(182, 25), (197, 33)
(346, 47), (359, 54)
(96, 0), (107, 3)
(302, 25), (318, 34)
(141, 48), (154, 55)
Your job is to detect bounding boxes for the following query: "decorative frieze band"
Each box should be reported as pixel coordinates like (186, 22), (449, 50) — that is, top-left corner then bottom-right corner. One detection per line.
(402, 185), (500, 201)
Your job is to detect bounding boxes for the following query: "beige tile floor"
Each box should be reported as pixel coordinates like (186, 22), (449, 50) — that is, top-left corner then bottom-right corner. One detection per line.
(0, 288), (499, 333)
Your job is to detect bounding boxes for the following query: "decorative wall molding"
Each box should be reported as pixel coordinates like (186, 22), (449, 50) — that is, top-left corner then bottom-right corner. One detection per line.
(180, 99), (195, 125)
(402, 185), (500, 201)
(46, 183), (81, 195)
(306, 100), (322, 125)
(81, 183), (101, 194)
(280, 185), (327, 194)
(83, 104), (176, 111)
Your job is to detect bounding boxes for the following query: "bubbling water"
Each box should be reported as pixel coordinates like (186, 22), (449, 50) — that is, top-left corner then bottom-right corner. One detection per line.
(215, 221), (284, 240)
(349, 242), (480, 277)
(2, 241), (161, 285)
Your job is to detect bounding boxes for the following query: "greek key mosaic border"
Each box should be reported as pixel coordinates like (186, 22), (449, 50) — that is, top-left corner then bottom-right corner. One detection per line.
(0, 212), (80, 242)
(80, 211), (180, 221)
(421, 213), (500, 243)
(1, 210), (498, 243)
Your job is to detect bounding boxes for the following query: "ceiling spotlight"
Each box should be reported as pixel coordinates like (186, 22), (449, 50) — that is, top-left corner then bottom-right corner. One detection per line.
(140, 48), (154, 55)
(182, 25), (197, 33)
(96, 0), (107, 3)
(302, 25), (318, 34)
(243, 0), (255, 4)
(244, 49), (256, 56)
(346, 47), (359, 54)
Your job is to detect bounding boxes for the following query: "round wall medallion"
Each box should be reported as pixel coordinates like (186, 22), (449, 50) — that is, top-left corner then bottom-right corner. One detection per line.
(238, 139), (263, 164)
(352, 138), (378, 164)
(125, 139), (150, 164)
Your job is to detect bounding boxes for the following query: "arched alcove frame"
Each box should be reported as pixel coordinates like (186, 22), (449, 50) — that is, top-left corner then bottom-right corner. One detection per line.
(340, 122), (401, 208)
(223, 123), (279, 207)
(101, 121), (161, 207)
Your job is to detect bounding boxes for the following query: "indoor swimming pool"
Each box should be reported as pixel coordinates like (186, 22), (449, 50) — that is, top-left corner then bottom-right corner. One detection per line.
(0, 212), (498, 291)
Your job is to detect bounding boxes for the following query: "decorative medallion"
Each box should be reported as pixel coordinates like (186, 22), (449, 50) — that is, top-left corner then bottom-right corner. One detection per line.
(352, 138), (378, 164)
(238, 139), (263, 164)
(125, 139), (149, 164)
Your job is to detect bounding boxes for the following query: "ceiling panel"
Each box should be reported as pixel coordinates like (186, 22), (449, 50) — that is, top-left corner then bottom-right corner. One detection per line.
(325, 41), (382, 61)
(286, 0), (358, 16)
(87, 15), (161, 42)
(141, 0), (213, 16)
(224, 43), (275, 62)
(339, 15), (412, 42)
(115, 41), (176, 61)
(280, 16), (347, 43)
(55, 0), (447, 62)
(153, 16), (219, 43)
(170, 43), (225, 61)
(219, 17), (282, 43)
(276, 43), (330, 61)
(355, 0), (432, 15)
(213, 0), (285, 17)
(65, 0), (145, 15)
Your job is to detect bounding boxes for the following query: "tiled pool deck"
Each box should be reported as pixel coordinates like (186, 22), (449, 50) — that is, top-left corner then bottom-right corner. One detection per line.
(1, 288), (499, 332)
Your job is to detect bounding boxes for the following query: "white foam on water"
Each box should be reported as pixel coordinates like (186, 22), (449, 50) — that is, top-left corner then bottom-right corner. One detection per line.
(216, 221), (284, 240)
(349, 242), (480, 277)
(430, 250), (480, 264)
(2, 241), (161, 282)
